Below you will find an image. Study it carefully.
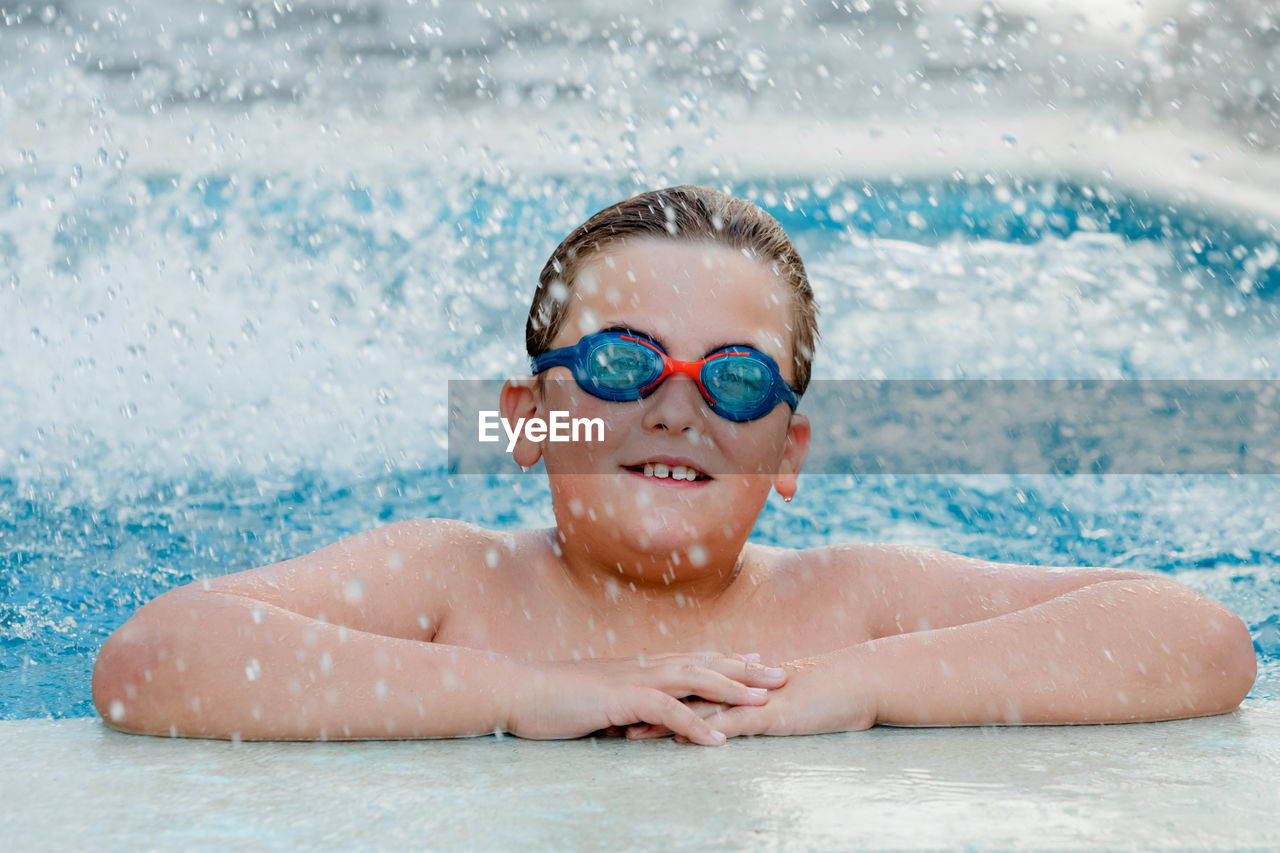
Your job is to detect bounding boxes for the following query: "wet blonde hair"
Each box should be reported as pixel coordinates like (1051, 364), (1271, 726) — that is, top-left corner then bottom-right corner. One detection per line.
(526, 185), (820, 394)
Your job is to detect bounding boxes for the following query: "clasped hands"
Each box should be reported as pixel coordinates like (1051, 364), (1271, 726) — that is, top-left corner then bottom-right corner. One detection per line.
(504, 650), (877, 746)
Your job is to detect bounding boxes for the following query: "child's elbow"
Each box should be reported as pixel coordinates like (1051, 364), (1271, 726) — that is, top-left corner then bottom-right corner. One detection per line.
(1206, 611), (1257, 713)
(92, 631), (138, 732)
(91, 604), (173, 735)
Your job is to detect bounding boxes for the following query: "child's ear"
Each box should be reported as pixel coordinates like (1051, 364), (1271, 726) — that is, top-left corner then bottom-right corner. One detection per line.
(773, 412), (810, 501)
(499, 378), (544, 468)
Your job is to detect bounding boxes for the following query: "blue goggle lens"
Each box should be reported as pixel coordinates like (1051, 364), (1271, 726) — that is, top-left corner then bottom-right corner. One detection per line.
(586, 339), (662, 394)
(702, 356), (773, 412)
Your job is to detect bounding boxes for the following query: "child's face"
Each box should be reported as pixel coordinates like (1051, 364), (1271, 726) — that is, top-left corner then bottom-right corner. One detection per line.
(506, 238), (810, 577)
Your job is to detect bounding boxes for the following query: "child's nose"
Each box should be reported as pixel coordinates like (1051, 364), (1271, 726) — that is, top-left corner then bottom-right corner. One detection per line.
(640, 374), (709, 432)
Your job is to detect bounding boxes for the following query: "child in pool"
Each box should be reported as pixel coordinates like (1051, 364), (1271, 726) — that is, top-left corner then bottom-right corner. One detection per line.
(92, 185), (1257, 746)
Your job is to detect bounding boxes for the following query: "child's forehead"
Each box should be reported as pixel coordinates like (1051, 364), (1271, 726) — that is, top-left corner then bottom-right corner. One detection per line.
(576, 239), (784, 306)
(563, 239), (792, 365)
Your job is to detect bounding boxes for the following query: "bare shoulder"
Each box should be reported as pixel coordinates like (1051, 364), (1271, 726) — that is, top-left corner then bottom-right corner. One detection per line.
(192, 517), (502, 641)
(785, 541), (1158, 640)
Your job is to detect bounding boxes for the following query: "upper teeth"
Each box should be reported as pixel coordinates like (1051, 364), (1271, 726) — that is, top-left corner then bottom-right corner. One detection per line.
(643, 463), (702, 481)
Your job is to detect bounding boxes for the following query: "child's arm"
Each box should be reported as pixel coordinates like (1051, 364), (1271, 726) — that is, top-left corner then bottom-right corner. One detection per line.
(91, 519), (779, 743)
(849, 573), (1255, 726)
(641, 550), (1256, 740)
(841, 545), (1256, 725)
(92, 586), (520, 740)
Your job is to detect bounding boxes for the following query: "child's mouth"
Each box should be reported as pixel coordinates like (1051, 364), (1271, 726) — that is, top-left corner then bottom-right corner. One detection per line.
(622, 461), (713, 484)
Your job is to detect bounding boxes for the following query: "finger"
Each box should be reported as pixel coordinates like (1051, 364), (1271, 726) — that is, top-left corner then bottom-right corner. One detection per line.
(663, 666), (771, 707)
(738, 661), (788, 687)
(697, 656), (788, 689)
(705, 704), (783, 739)
(675, 713), (753, 747)
(657, 653), (785, 689)
(629, 698), (728, 739)
(631, 698), (732, 739)
(642, 693), (727, 747)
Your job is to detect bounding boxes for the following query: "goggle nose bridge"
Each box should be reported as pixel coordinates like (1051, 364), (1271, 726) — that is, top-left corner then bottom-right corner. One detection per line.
(630, 336), (738, 408)
(636, 352), (717, 405)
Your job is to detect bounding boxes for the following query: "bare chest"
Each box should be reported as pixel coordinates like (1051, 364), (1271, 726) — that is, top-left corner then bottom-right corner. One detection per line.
(431, 556), (874, 663)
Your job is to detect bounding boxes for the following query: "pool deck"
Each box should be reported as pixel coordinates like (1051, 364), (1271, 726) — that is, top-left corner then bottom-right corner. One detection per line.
(3, 701), (1278, 851)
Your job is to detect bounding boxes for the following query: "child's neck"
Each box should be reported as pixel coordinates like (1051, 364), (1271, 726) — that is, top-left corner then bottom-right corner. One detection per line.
(545, 528), (754, 619)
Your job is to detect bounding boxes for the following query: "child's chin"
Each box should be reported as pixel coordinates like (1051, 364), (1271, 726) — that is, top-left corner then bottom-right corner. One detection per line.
(616, 510), (718, 550)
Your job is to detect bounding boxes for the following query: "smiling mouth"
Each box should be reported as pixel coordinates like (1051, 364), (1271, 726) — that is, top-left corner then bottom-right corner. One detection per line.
(622, 463), (713, 482)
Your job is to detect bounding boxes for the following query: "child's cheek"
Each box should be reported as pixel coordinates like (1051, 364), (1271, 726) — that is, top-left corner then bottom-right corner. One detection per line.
(542, 440), (608, 475)
(726, 419), (793, 475)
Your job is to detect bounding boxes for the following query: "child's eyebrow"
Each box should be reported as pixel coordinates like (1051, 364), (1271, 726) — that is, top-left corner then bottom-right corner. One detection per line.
(600, 324), (658, 342)
(598, 324), (765, 357)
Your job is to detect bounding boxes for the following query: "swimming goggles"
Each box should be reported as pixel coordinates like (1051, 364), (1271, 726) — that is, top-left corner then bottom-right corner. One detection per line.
(530, 330), (800, 422)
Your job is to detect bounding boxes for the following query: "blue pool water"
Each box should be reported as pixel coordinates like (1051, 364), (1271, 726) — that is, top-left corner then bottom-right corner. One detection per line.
(3, 0), (1280, 721)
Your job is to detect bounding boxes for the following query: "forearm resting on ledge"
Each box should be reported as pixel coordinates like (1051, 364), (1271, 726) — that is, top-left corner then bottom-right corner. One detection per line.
(91, 590), (519, 741)
(854, 578), (1257, 726)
